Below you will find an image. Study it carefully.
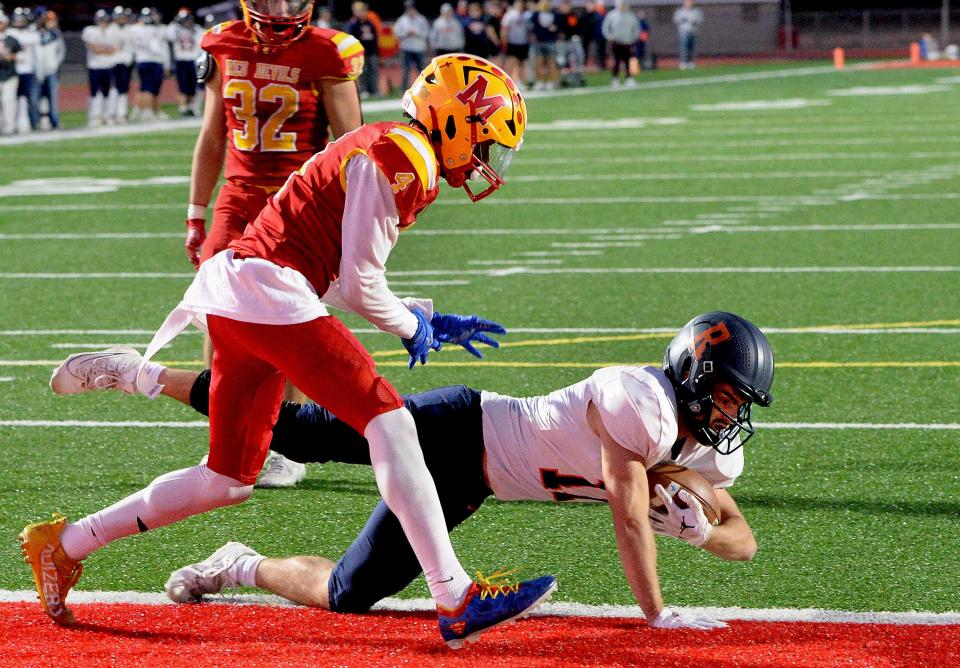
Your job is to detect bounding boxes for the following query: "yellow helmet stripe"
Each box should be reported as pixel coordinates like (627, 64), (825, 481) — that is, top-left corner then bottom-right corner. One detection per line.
(330, 32), (364, 59)
(387, 127), (437, 191)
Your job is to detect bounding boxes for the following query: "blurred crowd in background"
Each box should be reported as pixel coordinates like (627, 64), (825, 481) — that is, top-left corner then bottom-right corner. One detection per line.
(0, 0), (707, 134)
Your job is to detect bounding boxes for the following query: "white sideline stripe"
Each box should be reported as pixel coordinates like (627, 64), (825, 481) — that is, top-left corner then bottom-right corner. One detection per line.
(50, 343), (152, 349)
(2, 420), (957, 430)
(0, 420), (208, 428)
(0, 377), (13, 382)
(0, 590), (956, 625)
(2, 326), (958, 337)
(7, 192), (960, 212)
(1, 267), (956, 280)
(0, 64), (881, 147)
(2, 223), (955, 242)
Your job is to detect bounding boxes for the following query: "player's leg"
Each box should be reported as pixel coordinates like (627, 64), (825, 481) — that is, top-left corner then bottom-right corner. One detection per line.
(262, 316), (471, 607)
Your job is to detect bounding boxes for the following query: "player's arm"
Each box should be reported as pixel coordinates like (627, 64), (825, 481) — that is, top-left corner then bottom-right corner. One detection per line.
(700, 488), (756, 561)
(333, 154), (423, 339)
(588, 401), (664, 620)
(589, 401), (726, 630)
(184, 59), (225, 266)
(319, 79), (362, 139)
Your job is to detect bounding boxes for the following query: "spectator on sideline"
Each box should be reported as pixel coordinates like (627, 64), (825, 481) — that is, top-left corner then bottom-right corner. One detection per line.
(462, 2), (498, 61)
(602, 0), (639, 87)
(635, 6), (650, 70)
(130, 7), (169, 120)
(9, 6), (39, 132)
(429, 3), (464, 56)
(394, 1), (429, 91)
(556, 1), (585, 88)
(35, 8), (63, 129)
(500, 0), (530, 89)
(584, 0), (607, 69)
(0, 11), (21, 135)
(530, 0), (558, 91)
(81, 9), (117, 127)
(315, 6), (333, 29)
(167, 8), (203, 116)
(673, 0), (703, 70)
(347, 2), (379, 98)
(110, 6), (135, 124)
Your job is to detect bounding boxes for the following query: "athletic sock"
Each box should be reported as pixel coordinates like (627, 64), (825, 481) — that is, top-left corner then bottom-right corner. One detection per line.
(364, 408), (472, 610)
(234, 553), (266, 587)
(137, 359), (165, 398)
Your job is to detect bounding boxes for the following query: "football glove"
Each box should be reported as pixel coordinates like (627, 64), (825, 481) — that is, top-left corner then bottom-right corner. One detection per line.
(649, 485), (714, 547)
(649, 608), (727, 630)
(402, 309), (442, 369)
(430, 311), (506, 359)
(185, 218), (206, 269)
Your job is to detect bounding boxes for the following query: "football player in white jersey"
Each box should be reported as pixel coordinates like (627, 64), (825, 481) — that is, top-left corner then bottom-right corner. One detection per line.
(80, 9), (120, 127)
(49, 312), (773, 629)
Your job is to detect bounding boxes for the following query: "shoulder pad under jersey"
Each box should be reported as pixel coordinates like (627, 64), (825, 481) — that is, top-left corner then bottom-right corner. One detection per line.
(196, 50), (214, 83)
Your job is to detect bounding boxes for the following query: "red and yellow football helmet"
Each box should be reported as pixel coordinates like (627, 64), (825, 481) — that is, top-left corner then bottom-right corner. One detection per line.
(240, 0), (314, 47)
(402, 54), (527, 201)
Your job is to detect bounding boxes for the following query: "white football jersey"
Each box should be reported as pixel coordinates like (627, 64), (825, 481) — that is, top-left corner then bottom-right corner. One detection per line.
(166, 23), (203, 62)
(113, 24), (135, 66)
(481, 366), (743, 502)
(81, 24), (121, 70)
(128, 23), (169, 66)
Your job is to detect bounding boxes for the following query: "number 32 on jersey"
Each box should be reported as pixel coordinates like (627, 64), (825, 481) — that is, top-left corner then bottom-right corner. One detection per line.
(224, 79), (300, 152)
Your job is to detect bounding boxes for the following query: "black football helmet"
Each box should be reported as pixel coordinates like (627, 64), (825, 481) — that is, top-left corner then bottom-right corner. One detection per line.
(663, 311), (774, 454)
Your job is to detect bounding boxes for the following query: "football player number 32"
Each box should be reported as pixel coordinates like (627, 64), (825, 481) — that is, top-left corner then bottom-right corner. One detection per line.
(224, 79), (300, 152)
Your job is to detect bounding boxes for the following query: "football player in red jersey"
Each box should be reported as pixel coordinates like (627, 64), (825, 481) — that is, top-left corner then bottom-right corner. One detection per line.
(23, 54), (557, 649)
(183, 0), (364, 270)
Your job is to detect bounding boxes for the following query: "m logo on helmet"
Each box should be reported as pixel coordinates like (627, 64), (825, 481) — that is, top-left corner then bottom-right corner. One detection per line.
(689, 322), (731, 359)
(455, 75), (507, 123)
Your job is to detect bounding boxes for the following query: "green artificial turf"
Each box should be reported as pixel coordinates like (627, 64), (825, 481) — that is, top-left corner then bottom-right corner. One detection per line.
(1, 61), (958, 613)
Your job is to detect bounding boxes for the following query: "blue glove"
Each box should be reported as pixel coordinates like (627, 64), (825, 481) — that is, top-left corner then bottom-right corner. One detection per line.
(402, 309), (442, 369)
(431, 311), (507, 359)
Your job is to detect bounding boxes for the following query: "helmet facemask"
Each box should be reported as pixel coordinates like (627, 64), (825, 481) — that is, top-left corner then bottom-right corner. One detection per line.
(241, 0), (314, 46)
(460, 139), (521, 202)
(664, 311), (774, 456)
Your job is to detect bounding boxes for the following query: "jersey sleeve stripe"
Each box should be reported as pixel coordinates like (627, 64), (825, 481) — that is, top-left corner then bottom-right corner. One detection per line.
(387, 127), (437, 191)
(330, 32), (364, 59)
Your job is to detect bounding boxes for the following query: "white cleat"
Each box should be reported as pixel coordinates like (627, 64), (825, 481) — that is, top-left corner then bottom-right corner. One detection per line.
(50, 346), (144, 395)
(165, 541), (259, 603)
(256, 451), (306, 488)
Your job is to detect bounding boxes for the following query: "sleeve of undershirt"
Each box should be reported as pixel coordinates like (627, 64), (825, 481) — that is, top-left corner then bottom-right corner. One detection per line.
(329, 154), (428, 339)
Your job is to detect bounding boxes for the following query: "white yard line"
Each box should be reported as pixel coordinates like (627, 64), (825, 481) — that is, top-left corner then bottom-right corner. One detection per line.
(2, 223), (953, 242)
(0, 590), (956, 624)
(2, 419), (957, 430)
(0, 266), (956, 280)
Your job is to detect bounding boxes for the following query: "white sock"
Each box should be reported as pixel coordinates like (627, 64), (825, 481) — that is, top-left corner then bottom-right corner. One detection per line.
(60, 463), (252, 561)
(137, 359), (165, 398)
(234, 553), (266, 587)
(364, 408), (472, 609)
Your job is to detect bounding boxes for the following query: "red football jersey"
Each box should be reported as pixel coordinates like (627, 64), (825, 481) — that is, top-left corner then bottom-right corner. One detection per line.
(202, 21), (364, 188)
(230, 121), (440, 297)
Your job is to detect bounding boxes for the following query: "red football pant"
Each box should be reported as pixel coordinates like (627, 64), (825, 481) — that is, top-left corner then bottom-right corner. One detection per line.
(199, 182), (274, 265)
(205, 314), (404, 484)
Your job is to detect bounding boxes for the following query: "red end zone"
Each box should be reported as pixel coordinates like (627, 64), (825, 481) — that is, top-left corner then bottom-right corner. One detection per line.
(2, 602), (959, 667)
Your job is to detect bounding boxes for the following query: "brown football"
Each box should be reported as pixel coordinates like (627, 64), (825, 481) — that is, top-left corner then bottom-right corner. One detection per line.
(647, 463), (721, 525)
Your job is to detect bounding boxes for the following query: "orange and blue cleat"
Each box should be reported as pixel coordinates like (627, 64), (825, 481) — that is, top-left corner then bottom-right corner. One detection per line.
(438, 570), (557, 649)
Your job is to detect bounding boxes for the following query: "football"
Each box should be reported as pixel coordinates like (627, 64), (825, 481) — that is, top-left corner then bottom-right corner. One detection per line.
(647, 464), (721, 525)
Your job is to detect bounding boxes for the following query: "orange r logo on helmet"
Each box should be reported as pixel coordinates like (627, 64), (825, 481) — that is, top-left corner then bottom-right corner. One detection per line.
(690, 322), (731, 359)
(455, 75), (507, 123)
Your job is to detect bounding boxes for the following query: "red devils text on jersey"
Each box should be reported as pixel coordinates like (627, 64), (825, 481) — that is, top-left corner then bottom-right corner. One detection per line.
(202, 21), (364, 188)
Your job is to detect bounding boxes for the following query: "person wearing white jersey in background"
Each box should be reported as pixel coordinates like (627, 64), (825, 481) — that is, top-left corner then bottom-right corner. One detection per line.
(166, 8), (203, 116)
(0, 11), (22, 135)
(129, 7), (169, 121)
(673, 0), (704, 70)
(109, 6), (135, 124)
(50, 312), (774, 628)
(81, 9), (119, 127)
(8, 6), (39, 132)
